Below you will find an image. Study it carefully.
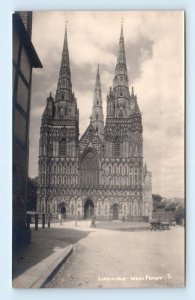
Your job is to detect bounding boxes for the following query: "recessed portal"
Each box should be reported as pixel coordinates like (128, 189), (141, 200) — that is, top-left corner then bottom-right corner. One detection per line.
(84, 199), (94, 219)
(112, 204), (119, 220)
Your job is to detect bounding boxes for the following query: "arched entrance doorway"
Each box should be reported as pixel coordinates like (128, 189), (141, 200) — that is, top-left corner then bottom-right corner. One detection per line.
(112, 204), (119, 220)
(58, 202), (66, 219)
(84, 199), (94, 219)
(61, 206), (66, 214)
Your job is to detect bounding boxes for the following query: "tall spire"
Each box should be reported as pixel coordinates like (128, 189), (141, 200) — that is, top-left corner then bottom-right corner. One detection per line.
(112, 23), (130, 118)
(117, 22), (126, 65)
(54, 24), (78, 121)
(93, 64), (102, 106)
(55, 24), (73, 103)
(90, 65), (104, 141)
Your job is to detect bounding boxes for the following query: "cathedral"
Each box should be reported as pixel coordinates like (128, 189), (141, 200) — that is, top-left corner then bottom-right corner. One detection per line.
(37, 24), (153, 221)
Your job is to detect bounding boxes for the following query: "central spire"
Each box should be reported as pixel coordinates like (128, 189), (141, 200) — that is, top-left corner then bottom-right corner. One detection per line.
(90, 65), (104, 141)
(93, 64), (102, 106)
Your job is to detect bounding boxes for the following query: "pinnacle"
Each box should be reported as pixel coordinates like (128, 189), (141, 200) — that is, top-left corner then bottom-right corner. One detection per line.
(131, 86), (134, 96)
(95, 64), (101, 91)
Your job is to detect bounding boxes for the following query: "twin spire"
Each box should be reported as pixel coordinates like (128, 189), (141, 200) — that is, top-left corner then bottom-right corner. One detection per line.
(54, 22), (139, 120)
(56, 22), (128, 101)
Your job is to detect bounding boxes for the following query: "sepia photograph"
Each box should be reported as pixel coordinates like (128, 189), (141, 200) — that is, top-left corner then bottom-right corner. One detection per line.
(12, 11), (185, 288)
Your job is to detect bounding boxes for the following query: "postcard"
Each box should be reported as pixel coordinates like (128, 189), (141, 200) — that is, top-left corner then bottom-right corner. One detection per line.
(12, 11), (185, 288)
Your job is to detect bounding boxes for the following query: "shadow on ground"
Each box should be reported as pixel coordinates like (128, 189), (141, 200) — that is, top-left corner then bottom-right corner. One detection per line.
(12, 227), (91, 279)
(96, 221), (150, 231)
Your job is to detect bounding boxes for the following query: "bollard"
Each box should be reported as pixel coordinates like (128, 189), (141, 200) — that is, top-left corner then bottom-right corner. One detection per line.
(75, 214), (77, 227)
(42, 214), (45, 228)
(60, 214), (62, 225)
(26, 214), (31, 230)
(90, 215), (96, 228)
(48, 214), (51, 228)
(35, 214), (38, 231)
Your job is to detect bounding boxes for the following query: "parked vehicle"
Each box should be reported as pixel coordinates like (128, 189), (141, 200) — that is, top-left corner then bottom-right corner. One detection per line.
(150, 220), (171, 231)
(171, 220), (176, 226)
(161, 221), (171, 230)
(150, 220), (162, 231)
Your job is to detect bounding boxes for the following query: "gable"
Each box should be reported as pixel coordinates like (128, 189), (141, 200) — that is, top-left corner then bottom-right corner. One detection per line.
(79, 124), (104, 157)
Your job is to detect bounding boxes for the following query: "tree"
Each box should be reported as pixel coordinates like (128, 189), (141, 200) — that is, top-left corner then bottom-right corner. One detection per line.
(165, 202), (177, 211)
(152, 194), (163, 211)
(175, 205), (185, 225)
(152, 194), (162, 203)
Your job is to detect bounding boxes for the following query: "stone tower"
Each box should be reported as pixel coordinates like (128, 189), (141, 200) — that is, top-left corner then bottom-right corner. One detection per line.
(38, 25), (79, 214)
(105, 23), (143, 161)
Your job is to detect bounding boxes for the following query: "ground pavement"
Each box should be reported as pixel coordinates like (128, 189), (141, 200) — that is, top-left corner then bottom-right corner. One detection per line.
(12, 221), (89, 288)
(46, 221), (185, 288)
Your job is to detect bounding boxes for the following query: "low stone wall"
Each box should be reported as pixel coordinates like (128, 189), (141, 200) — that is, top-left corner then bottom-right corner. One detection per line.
(127, 216), (149, 222)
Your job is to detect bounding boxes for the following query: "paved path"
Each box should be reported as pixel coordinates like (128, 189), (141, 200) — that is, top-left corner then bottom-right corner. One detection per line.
(47, 223), (184, 288)
(12, 223), (86, 288)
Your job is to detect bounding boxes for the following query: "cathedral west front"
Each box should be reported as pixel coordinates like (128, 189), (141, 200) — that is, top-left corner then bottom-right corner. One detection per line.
(37, 23), (153, 221)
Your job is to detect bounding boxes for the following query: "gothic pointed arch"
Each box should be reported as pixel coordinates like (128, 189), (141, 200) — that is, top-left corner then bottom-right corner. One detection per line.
(79, 147), (100, 185)
(119, 108), (124, 117)
(83, 197), (95, 219)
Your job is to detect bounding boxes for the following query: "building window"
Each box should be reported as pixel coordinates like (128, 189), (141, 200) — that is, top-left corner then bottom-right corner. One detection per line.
(114, 142), (120, 157)
(20, 46), (31, 82)
(59, 137), (67, 157)
(81, 151), (99, 185)
(119, 109), (123, 117)
(14, 110), (26, 143)
(96, 113), (99, 120)
(53, 140), (59, 157)
(13, 30), (20, 64)
(17, 77), (28, 112)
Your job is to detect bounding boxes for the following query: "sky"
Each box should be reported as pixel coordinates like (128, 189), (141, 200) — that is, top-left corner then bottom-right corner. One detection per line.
(29, 11), (184, 199)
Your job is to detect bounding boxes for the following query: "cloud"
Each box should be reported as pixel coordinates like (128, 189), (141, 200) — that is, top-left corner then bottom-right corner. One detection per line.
(29, 11), (184, 198)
